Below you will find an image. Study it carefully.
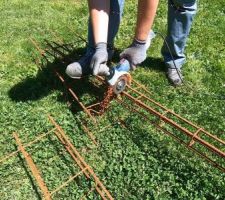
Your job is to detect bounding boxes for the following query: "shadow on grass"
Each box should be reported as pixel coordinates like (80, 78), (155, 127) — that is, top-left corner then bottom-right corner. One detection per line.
(142, 56), (166, 72)
(8, 41), (107, 113)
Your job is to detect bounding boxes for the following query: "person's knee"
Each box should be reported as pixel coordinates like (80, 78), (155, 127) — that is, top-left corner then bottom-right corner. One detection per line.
(170, 0), (197, 12)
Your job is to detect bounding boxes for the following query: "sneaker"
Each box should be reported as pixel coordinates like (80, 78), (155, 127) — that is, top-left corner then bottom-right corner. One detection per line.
(66, 47), (115, 78)
(66, 48), (95, 78)
(167, 68), (183, 86)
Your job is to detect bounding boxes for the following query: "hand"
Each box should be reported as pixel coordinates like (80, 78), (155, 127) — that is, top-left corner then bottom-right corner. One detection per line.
(120, 39), (147, 70)
(90, 43), (108, 76)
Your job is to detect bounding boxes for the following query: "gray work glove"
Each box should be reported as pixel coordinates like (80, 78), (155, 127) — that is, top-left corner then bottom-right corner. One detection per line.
(90, 42), (108, 76)
(120, 39), (147, 70)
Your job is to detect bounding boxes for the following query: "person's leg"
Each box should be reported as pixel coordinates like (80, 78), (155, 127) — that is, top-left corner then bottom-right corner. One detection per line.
(161, 0), (197, 85)
(66, 0), (125, 78)
(108, 0), (125, 43)
(88, 0), (125, 57)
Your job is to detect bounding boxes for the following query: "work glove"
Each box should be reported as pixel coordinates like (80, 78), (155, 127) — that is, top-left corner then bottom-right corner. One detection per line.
(90, 42), (109, 76)
(120, 38), (147, 70)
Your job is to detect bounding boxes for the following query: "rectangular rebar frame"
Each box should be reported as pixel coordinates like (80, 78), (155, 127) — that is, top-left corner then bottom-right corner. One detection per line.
(29, 32), (225, 173)
(0, 116), (114, 200)
(96, 77), (225, 170)
(125, 84), (225, 168)
(30, 37), (97, 124)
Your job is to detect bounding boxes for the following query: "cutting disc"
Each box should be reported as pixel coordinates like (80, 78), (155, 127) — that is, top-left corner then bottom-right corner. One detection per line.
(112, 74), (131, 94)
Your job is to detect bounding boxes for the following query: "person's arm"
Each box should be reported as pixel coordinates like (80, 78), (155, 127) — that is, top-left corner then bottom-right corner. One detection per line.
(120, 0), (159, 68)
(88, 0), (110, 75)
(88, 0), (110, 44)
(135, 0), (159, 41)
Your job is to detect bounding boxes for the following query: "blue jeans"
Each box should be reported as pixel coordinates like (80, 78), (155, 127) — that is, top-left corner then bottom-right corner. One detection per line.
(87, 0), (197, 69)
(162, 0), (197, 69)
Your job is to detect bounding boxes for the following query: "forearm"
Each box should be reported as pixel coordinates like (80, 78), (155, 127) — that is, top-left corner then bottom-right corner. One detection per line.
(88, 0), (110, 45)
(135, 0), (159, 41)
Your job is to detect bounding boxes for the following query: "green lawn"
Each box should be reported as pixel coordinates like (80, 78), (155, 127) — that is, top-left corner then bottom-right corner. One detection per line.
(0, 0), (225, 199)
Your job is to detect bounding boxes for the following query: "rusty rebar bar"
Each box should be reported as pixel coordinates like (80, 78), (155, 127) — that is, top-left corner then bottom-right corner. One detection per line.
(48, 115), (114, 200)
(116, 98), (225, 173)
(54, 70), (96, 123)
(81, 124), (98, 145)
(123, 91), (225, 158)
(0, 128), (56, 164)
(13, 133), (51, 200)
(50, 167), (89, 196)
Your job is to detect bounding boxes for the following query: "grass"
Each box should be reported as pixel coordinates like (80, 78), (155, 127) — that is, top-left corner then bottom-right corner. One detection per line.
(0, 0), (225, 199)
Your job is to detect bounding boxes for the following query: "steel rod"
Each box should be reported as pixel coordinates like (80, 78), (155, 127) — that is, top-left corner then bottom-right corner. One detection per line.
(53, 130), (90, 179)
(48, 115), (114, 200)
(50, 167), (88, 196)
(117, 98), (225, 173)
(13, 133), (51, 200)
(123, 91), (225, 158)
(0, 128), (56, 163)
(54, 70), (96, 123)
(81, 124), (98, 145)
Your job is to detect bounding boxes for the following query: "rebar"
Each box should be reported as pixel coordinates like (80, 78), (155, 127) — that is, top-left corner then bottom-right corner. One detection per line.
(29, 32), (225, 174)
(0, 116), (114, 200)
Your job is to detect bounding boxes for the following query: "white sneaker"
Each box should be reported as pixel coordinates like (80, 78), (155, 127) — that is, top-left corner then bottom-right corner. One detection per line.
(167, 68), (183, 86)
(66, 49), (95, 78)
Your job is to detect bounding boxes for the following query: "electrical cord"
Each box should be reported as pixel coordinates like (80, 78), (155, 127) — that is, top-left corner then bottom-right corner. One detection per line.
(155, 31), (184, 84)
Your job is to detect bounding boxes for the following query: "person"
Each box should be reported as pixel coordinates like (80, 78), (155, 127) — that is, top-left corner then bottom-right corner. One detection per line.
(66, 0), (197, 86)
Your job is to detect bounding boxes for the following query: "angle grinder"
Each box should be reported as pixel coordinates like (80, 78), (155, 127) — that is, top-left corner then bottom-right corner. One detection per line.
(98, 30), (155, 94)
(99, 59), (132, 94)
